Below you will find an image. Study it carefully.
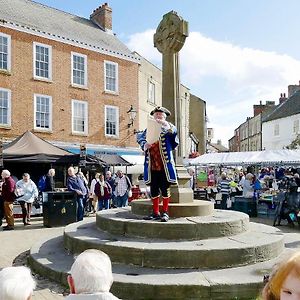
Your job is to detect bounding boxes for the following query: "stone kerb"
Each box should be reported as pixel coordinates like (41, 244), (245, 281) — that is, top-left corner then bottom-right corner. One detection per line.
(96, 208), (250, 240)
(130, 199), (214, 218)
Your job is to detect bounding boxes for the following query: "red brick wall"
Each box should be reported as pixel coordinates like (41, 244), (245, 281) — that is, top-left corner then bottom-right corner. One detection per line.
(0, 27), (139, 147)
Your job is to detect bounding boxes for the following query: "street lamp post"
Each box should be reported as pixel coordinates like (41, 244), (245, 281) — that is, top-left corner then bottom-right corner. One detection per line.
(127, 105), (137, 128)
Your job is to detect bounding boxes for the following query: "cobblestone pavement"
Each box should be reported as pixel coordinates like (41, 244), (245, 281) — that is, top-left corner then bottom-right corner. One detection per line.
(1, 215), (300, 300)
(0, 217), (66, 299)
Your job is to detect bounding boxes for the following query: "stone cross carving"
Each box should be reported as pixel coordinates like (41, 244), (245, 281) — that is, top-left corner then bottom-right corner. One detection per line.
(154, 11), (192, 204)
(154, 11), (188, 159)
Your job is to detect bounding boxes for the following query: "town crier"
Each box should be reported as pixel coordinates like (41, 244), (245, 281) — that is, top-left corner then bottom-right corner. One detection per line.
(137, 106), (178, 222)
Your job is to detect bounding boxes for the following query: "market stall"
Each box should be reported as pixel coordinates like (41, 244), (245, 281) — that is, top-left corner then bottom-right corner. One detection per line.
(185, 149), (300, 167)
(185, 150), (300, 220)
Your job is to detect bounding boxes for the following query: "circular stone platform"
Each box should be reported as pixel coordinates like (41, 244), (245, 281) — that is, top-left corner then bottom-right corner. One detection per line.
(96, 208), (250, 240)
(28, 204), (289, 300)
(64, 218), (284, 269)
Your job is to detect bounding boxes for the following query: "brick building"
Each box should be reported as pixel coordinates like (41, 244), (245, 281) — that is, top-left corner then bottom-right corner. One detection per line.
(0, 0), (140, 158)
(229, 100), (277, 152)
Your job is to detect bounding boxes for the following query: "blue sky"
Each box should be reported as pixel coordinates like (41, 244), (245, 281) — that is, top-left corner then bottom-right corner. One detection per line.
(36, 0), (300, 145)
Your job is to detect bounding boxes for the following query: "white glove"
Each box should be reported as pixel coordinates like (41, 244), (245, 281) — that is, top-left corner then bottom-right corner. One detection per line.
(144, 142), (152, 151)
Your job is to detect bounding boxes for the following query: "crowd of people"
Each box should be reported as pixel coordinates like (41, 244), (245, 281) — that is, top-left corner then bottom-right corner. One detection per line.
(0, 167), (132, 229)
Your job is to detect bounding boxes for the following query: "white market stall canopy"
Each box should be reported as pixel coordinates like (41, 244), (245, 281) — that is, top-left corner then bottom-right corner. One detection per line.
(186, 149), (300, 167)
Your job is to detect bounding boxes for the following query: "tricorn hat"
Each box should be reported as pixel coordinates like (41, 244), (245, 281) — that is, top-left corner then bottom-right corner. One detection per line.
(150, 106), (171, 116)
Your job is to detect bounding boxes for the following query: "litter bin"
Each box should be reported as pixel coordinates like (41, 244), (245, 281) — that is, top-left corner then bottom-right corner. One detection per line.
(232, 196), (257, 217)
(43, 191), (77, 227)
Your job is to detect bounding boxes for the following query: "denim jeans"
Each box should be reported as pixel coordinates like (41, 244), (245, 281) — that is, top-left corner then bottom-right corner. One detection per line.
(98, 198), (109, 210)
(111, 194), (117, 207)
(117, 192), (128, 207)
(77, 195), (84, 221)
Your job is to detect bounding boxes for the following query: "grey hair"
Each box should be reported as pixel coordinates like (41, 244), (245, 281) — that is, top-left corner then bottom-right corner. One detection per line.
(0, 266), (36, 300)
(70, 249), (113, 294)
(48, 168), (55, 176)
(1, 169), (10, 177)
(245, 173), (254, 180)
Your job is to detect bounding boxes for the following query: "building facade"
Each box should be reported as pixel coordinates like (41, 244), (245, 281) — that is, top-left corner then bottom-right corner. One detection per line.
(189, 94), (206, 155)
(229, 100), (277, 152)
(262, 90), (300, 150)
(0, 0), (140, 157)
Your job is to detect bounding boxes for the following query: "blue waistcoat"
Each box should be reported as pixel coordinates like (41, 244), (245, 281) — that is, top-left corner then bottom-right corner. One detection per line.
(137, 123), (179, 185)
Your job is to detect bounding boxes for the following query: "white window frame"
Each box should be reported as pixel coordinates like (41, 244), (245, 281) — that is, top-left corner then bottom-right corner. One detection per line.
(71, 52), (88, 87)
(105, 105), (119, 138)
(33, 42), (52, 80)
(148, 80), (155, 104)
(72, 99), (88, 135)
(104, 60), (118, 93)
(274, 123), (279, 136)
(0, 33), (11, 72)
(34, 94), (52, 131)
(293, 119), (299, 134)
(0, 87), (11, 127)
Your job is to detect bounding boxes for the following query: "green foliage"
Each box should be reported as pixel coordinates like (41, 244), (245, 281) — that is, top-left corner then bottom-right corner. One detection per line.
(285, 134), (300, 149)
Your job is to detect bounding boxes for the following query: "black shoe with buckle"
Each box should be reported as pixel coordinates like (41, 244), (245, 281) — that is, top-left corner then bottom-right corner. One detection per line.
(3, 225), (14, 231)
(143, 212), (161, 221)
(161, 212), (169, 222)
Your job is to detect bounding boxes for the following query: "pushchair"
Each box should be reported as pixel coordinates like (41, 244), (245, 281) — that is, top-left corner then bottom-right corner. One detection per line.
(273, 190), (300, 227)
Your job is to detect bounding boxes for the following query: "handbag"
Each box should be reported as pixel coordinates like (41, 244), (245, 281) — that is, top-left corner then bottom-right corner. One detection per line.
(33, 197), (40, 209)
(128, 189), (132, 198)
(14, 187), (25, 199)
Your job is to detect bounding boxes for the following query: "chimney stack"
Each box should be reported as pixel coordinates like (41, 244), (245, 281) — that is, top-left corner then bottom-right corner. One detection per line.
(90, 3), (112, 32)
(253, 101), (265, 116)
(288, 81), (300, 97)
(279, 93), (287, 104)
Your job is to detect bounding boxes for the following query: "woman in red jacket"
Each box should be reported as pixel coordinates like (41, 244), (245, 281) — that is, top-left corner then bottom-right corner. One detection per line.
(94, 174), (112, 211)
(1, 169), (16, 230)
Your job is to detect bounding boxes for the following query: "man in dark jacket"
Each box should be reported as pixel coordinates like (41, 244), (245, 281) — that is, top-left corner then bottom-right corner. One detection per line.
(67, 167), (87, 221)
(1, 169), (16, 230)
(45, 168), (55, 192)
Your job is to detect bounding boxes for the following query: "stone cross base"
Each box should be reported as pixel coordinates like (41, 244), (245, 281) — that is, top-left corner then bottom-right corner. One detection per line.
(170, 165), (193, 203)
(131, 199), (213, 218)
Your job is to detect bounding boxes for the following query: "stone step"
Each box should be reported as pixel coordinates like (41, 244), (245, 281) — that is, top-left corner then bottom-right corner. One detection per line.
(64, 218), (284, 269)
(28, 233), (295, 300)
(130, 199), (214, 218)
(96, 208), (250, 240)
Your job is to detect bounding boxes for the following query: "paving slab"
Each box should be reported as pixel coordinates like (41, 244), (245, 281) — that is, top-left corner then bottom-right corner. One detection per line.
(0, 217), (65, 299)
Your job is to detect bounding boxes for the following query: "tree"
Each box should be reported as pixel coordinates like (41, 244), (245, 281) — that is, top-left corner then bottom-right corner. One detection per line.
(285, 134), (300, 149)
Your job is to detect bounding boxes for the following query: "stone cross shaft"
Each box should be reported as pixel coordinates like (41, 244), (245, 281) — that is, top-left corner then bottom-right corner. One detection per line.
(154, 11), (192, 204)
(154, 11), (188, 159)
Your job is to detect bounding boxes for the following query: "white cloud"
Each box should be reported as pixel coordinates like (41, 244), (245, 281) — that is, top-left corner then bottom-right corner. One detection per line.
(127, 29), (161, 64)
(127, 30), (300, 146)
